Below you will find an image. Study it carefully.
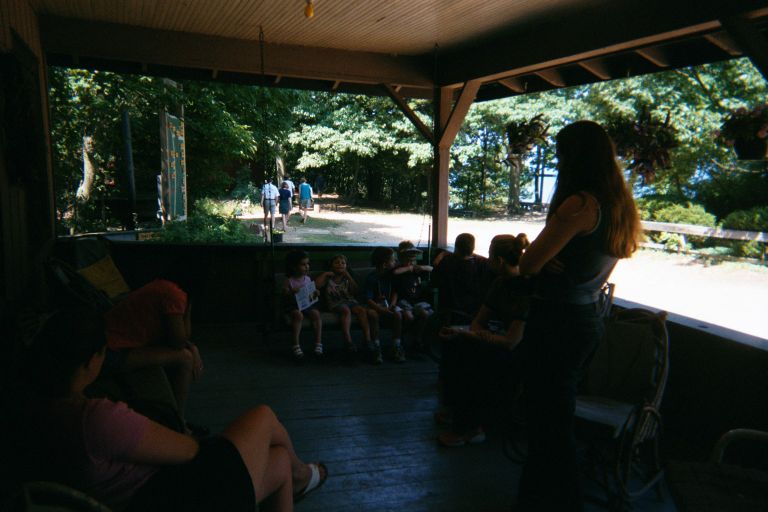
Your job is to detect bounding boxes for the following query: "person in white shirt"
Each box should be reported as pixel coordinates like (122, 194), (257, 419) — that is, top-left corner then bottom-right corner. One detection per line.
(261, 177), (280, 231)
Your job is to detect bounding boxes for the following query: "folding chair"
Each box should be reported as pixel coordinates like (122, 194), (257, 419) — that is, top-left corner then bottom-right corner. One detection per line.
(575, 307), (669, 508)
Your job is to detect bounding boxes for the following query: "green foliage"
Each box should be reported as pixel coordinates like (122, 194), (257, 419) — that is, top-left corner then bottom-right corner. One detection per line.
(48, 56), (767, 242)
(644, 201), (717, 250)
(695, 165), (768, 220)
(722, 207), (768, 258)
(152, 200), (259, 244)
(652, 203), (716, 226)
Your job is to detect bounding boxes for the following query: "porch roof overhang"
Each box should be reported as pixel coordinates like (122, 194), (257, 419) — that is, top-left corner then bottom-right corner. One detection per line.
(34, 0), (768, 101)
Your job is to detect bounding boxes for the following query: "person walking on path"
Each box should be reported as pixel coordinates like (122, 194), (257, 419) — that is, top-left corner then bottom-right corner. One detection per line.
(278, 182), (293, 231)
(261, 177), (280, 234)
(298, 178), (313, 224)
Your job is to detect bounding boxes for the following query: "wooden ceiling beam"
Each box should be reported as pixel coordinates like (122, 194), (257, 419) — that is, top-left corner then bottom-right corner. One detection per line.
(439, 80), (481, 148)
(704, 32), (742, 56)
(534, 68), (566, 87)
(635, 47), (670, 67)
(720, 15), (768, 79)
(498, 77), (526, 93)
(436, 0), (766, 86)
(383, 84), (434, 144)
(578, 59), (612, 80)
(40, 16), (432, 89)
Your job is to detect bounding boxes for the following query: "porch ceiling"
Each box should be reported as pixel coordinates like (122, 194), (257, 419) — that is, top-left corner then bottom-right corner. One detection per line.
(31, 0), (768, 100)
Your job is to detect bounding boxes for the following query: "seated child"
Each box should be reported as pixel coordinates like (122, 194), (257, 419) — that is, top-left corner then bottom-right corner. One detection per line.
(283, 249), (323, 359)
(103, 278), (203, 434)
(437, 233), (531, 447)
(315, 254), (373, 353)
(432, 233), (491, 324)
(392, 241), (434, 350)
(362, 247), (403, 364)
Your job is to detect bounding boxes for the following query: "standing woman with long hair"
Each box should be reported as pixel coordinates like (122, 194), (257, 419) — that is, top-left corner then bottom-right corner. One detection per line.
(515, 121), (641, 511)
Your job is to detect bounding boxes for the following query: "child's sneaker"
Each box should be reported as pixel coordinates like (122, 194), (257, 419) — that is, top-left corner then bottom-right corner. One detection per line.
(314, 343), (323, 356)
(372, 347), (383, 365)
(393, 345), (406, 363)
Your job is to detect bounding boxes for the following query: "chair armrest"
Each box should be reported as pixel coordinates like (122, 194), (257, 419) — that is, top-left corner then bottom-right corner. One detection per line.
(711, 429), (768, 463)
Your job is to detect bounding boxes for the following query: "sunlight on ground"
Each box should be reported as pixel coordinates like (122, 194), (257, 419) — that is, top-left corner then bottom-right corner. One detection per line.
(246, 204), (768, 341)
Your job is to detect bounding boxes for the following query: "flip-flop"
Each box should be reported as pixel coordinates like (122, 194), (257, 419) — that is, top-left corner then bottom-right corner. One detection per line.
(295, 462), (328, 502)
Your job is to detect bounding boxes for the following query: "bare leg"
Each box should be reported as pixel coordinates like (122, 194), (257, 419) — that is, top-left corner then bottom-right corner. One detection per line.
(367, 308), (380, 342)
(337, 305), (353, 344)
(289, 310), (304, 349)
(307, 309), (322, 346)
(222, 405), (322, 509)
(352, 305), (371, 342)
(282, 213), (288, 231)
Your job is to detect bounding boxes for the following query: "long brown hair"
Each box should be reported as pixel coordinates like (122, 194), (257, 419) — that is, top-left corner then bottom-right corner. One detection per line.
(551, 121), (641, 258)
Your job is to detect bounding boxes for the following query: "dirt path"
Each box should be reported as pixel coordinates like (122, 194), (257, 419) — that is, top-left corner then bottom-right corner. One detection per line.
(262, 203), (768, 340)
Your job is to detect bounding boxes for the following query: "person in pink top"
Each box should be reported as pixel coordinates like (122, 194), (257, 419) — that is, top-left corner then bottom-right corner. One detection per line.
(19, 309), (327, 512)
(103, 279), (203, 434)
(282, 250), (323, 360)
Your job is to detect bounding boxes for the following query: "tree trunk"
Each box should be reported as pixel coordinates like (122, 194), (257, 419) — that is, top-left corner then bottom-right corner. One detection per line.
(507, 154), (522, 213)
(76, 135), (95, 201)
(481, 132), (488, 207)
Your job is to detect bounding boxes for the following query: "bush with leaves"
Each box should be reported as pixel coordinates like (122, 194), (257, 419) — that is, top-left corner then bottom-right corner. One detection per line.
(722, 207), (768, 258)
(151, 199), (259, 244)
(648, 202), (717, 250)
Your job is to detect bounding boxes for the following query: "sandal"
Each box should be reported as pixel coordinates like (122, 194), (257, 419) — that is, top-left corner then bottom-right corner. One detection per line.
(292, 345), (304, 360)
(295, 462), (328, 502)
(314, 343), (323, 356)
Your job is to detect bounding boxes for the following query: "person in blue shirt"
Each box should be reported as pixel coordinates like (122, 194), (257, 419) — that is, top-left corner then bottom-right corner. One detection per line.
(298, 178), (313, 224)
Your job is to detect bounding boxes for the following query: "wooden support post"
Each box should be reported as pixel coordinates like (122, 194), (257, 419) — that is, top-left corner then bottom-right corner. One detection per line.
(432, 87), (452, 249)
(430, 80), (481, 249)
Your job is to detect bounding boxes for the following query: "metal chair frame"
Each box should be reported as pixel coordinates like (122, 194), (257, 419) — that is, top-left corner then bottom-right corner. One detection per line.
(576, 307), (669, 509)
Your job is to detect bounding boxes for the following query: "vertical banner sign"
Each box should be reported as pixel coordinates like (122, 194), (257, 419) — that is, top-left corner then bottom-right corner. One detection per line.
(159, 110), (188, 221)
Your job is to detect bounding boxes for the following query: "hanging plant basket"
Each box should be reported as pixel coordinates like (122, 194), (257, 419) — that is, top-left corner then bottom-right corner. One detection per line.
(733, 138), (768, 160)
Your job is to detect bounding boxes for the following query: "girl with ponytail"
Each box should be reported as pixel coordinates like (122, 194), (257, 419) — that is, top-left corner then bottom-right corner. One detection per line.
(436, 233), (532, 447)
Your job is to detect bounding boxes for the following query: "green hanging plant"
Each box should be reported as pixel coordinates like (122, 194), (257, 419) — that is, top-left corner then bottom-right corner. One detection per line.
(606, 107), (679, 183)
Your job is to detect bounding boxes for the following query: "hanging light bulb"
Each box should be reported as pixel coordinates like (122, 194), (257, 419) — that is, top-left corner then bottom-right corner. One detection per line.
(304, 0), (314, 18)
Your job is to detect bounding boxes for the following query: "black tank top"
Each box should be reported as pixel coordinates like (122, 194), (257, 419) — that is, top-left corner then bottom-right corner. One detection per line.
(535, 198), (618, 305)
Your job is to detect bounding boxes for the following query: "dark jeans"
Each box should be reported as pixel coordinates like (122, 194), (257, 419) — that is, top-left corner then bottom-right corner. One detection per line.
(440, 335), (521, 432)
(517, 299), (604, 512)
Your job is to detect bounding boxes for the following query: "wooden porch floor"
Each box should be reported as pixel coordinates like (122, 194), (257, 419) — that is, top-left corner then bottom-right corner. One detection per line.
(186, 324), (678, 512)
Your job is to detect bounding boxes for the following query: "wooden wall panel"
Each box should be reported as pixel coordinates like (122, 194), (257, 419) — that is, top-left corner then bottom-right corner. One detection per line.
(3, 0), (42, 56)
(1, 0), (54, 307)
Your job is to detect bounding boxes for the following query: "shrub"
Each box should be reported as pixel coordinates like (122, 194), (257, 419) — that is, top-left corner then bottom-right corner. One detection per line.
(645, 202), (717, 249)
(635, 196), (681, 221)
(152, 199), (260, 244)
(722, 207), (768, 258)
(652, 203), (717, 227)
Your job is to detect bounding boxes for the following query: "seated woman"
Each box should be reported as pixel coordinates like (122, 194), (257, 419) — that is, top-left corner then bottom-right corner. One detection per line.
(18, 308), (327, 512)
(436, 233), (531, 447)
